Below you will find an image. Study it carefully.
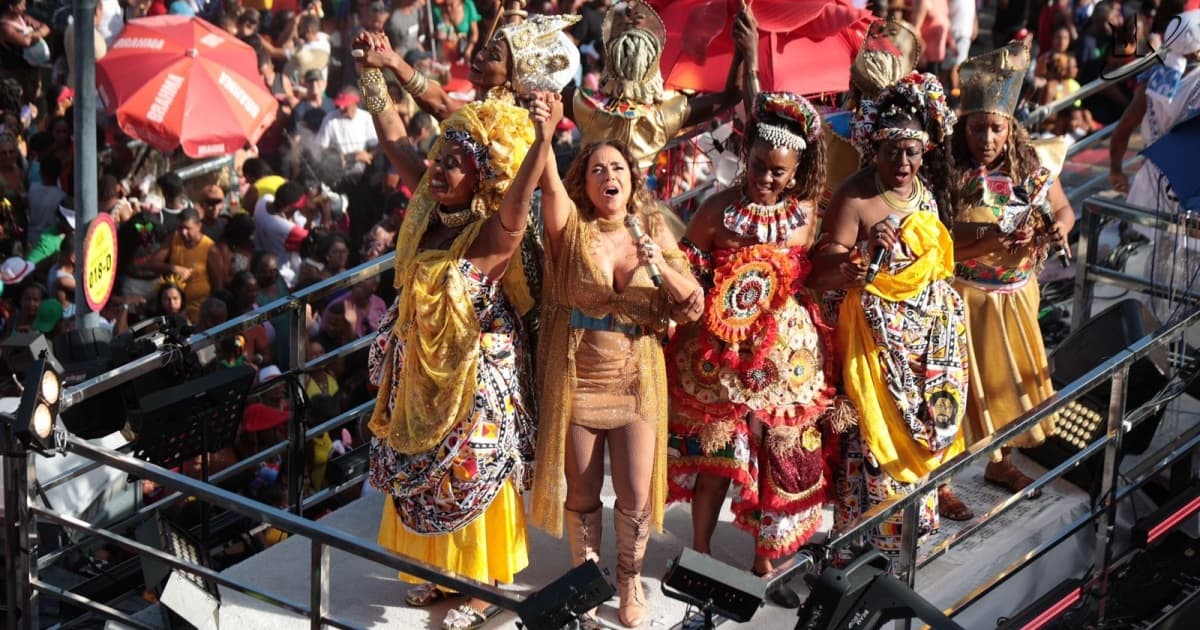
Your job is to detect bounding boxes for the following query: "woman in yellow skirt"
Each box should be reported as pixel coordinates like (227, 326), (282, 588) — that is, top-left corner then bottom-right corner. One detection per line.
(363, 92), (563, 630)
(950, 40), (1073, 497)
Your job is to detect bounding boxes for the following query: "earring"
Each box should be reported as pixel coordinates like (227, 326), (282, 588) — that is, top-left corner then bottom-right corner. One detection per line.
(786, 178), (797, 189)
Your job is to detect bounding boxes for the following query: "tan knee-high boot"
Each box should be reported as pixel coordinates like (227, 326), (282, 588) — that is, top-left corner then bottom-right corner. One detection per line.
(613, 506), (651, 627)
(564, 507), (603, 567)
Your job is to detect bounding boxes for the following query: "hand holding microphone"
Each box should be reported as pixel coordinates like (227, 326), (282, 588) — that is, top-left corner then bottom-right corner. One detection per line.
(1036, 205), (1071, 267)
(865, 214), (901, 284)
(625, 214), (664, 288)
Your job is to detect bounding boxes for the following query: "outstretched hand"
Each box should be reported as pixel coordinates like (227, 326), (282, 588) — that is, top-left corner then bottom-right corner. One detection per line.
(351, 31), (401, 70)
(733, 0), (759, 59)
(529, 91), (564, 141)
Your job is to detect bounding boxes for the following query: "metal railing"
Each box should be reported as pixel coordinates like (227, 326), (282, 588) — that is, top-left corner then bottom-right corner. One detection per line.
(757, 195), (1200, 627)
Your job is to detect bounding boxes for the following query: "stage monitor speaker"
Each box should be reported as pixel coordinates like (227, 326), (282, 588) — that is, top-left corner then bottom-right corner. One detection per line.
(326, 443), (370, 486)
(1023, 299), (1169, 496)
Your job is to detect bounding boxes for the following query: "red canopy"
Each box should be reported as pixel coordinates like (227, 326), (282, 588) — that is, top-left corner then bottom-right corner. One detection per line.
(651, 0), (873, 96)
(97, 16), (278, 158)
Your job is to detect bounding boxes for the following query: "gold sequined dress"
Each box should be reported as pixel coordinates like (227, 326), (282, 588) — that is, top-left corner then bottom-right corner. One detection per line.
(529, 208), (688, 537)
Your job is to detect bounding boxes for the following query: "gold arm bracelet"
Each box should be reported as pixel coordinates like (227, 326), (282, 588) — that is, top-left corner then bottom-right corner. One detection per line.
(498, 213), (527, 237)
(358, 67), (394, 115)
(503, 9), (528, 18)
(402, 70), (428, 98)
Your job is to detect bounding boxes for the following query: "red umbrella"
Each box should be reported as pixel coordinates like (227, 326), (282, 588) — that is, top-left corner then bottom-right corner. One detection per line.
(97, 16), (278, 158)
(651, 0), (873, 96)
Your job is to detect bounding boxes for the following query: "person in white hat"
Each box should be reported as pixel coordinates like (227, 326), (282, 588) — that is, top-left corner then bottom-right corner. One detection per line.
(0, 256), (34, 286)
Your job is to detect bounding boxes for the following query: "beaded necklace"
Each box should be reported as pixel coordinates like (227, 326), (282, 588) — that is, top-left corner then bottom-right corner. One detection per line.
(722, 194), (808, 244)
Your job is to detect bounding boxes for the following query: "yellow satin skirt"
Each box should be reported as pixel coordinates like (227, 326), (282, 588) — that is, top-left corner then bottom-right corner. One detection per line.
(956, 278), (1057, 461)
(377, 479), (529, 586)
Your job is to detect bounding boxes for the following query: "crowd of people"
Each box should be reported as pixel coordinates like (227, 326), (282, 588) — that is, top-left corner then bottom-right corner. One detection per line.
(0, 0), (1198, 629)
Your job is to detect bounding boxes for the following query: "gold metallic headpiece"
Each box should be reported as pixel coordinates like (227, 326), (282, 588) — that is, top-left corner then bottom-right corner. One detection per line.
(499, 14), (582, 95)
(958, 40), (1032, 118)
(850, 18), (923, 100)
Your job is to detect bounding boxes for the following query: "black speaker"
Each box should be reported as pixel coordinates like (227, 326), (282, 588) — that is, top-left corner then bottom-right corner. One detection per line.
(662, 547), (765, 623)
(54, 328), (128, 439)
(1024, 299), (1169, 495)
(1, 331), (54, 376)
(326, 443), (370, 486)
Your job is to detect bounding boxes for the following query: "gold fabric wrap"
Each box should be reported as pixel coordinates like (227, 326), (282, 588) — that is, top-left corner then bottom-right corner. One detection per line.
(573, 89), (689, 172)
(367, 99), (535, 455)
(530, 209), (687, 537)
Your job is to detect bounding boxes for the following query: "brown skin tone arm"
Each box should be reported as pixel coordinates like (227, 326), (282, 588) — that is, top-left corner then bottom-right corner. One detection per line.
(1109, 84), (1146, 192)
(353, 32), (463, 121)
(807, 174), (896, 291)
(468, 92), (563, 279)
(355, 32), (434, 191)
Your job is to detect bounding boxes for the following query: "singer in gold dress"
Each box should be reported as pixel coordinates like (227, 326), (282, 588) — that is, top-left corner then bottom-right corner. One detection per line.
(666, 88), (835, 603)
(532, 138), (702, 628)
(951, 41), (1073, 495)
(809, 72), (968, 564)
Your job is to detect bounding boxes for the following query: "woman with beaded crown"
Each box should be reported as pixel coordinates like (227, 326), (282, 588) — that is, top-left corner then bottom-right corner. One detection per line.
(532, 143), (702, 626)
(950, 39), (1073, 499)
(808, 71), (968, 565)
(562, 0), (750, 172)
(362, 73), (567, 630)
(664, 4), (835, 606)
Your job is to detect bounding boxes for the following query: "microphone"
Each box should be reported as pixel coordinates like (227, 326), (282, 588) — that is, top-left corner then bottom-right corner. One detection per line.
(865, 214), (901, 284)
(624, 214), (663, 288)
(1037, 205), (1071, 267)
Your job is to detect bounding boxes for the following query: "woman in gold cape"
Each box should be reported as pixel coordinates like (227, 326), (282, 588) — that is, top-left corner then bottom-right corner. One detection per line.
(531, 138), (702, 627)
(363, 91), (559, 629)
(809, 72), (968, 565)
(950, 40), (1073, 496)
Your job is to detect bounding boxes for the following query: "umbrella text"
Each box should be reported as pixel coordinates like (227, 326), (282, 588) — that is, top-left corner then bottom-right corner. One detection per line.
(218, 71), (262, 119)
(147, 73), (185, 123)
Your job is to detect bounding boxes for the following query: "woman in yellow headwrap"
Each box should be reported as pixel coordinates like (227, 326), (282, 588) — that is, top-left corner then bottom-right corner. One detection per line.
(809, 72), (968, 565)
(950, 40), (1073, 497)
(364, 91), (558, 630)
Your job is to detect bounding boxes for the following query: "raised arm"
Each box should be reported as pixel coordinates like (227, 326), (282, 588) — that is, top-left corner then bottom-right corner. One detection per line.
(355, 32), (432, 192)
(468, 92), (563, 278)
(682, 0), (753, 128)
(352, 32), (463, 121)
(1108, 83), (1146, 193)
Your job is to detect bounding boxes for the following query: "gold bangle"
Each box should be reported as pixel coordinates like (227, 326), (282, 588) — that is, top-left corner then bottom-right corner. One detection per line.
(358, 67), (394, 114)
(503, 8), (528, 18)
(402, 70), (428, 97)
(975, 225), (990, 241)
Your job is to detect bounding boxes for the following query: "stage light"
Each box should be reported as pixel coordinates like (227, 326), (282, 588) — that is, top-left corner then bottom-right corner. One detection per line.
(13, 355), (63, 451)
(795, 549), (964, 630)
(662, 547), (766, 628)
(517, 560), (614, 630)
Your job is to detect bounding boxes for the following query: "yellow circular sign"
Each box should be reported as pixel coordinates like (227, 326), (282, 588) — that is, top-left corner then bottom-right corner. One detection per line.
(84, 213), (118, 312)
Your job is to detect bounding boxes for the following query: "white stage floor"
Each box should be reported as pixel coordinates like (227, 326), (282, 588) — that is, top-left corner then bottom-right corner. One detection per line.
(203, 448), (1093, 630)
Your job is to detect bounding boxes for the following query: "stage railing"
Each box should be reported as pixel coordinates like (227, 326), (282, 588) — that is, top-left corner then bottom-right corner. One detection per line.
(758, 194), (1200, 627)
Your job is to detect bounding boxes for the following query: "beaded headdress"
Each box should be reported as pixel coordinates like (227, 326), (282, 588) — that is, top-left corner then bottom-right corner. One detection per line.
(498, 14), (582, 96)
(850, 18), (923, 100)
(958, 40), (1032, 118)
(851, 71), (956, 153)
(753, 92), (821, 153)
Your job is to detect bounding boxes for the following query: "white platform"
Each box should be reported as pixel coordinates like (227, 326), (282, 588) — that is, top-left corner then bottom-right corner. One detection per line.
(206, 447), (1094, 630)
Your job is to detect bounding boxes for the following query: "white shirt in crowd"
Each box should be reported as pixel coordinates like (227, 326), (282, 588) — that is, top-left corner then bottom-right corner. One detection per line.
(253, 195), (306, 288)
(314, 109), (378, 157)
